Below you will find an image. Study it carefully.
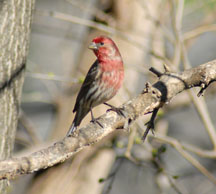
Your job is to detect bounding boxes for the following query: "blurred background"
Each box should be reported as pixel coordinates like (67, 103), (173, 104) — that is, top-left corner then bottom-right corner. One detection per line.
(12, 0), (216, 193)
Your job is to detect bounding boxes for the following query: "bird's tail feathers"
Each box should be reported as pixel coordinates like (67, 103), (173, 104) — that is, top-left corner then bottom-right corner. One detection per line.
(66, 108), (89, 137)
(66, 122), (77, 137)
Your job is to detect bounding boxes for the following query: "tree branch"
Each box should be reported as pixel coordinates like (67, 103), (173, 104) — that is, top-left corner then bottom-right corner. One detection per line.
(0, 59), (216, 180)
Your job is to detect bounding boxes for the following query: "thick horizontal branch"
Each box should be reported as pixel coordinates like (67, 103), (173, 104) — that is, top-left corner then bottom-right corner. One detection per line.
(1, 59), (216, 180)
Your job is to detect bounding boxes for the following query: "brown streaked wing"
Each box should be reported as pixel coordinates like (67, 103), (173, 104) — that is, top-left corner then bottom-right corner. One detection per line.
(73, 60), (101, 112)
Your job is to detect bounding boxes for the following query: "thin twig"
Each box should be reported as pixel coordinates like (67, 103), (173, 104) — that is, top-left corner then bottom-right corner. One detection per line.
(188, 89), (216, 149)
(125, 127), (136, 158)
(35, 9), (172, 65)
(170, 0), (216, 151)
(170, 0), (184, 67)
(151, 134), (216, 158)
(152, 134), (216, 184)
(183, 24), (216, 41)
(181, 35), (216, 149)
(102, 157), (123, 194)
(19, 110), (41, 145)
(26, 72), (79, 84)
(66, 0), (116, 27)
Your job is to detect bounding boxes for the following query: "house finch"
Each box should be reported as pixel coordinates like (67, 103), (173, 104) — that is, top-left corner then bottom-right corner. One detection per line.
(67, 36), (124, 136)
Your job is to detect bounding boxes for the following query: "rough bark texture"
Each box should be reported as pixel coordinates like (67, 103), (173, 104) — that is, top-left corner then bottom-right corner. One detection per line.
(0, 59), (215, 181)
(0, 0), (35, 192)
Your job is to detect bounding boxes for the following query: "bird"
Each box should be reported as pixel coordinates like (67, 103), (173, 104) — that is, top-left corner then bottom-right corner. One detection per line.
(67, 36), (124, 136)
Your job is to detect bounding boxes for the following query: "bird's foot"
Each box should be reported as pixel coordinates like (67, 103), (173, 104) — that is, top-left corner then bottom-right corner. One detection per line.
(90, 117), (103, 128)
(142, 121), (155, 141)
(104, 103), (126, 118)
(142, 108), (159, 142)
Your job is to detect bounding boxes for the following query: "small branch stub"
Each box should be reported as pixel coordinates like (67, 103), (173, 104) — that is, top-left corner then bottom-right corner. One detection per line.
(149, 67), (163, 78)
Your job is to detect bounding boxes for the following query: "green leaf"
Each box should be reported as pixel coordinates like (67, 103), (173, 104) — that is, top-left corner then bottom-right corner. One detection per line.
(135, 136), (142, 144)
(158, 145), (167, 153)
(116, 141), (124, 148)
(152, 149), (158, 157)
(173, 175), (179, 179)
(98, 178), (105, 183)
(78, 77), (84, 83)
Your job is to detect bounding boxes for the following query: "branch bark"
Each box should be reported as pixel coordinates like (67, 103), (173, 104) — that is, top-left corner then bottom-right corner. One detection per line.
(0, 59), (216, 180)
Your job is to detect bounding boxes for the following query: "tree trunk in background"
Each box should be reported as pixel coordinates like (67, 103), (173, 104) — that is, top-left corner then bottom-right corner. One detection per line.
(0, 0), (35, 193)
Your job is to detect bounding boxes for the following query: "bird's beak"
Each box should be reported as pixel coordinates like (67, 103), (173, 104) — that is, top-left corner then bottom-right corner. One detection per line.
(88, 42), (98, 50)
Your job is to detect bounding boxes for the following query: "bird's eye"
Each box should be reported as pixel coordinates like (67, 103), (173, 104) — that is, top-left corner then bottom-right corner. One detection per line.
(100, 42), (104, 46)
